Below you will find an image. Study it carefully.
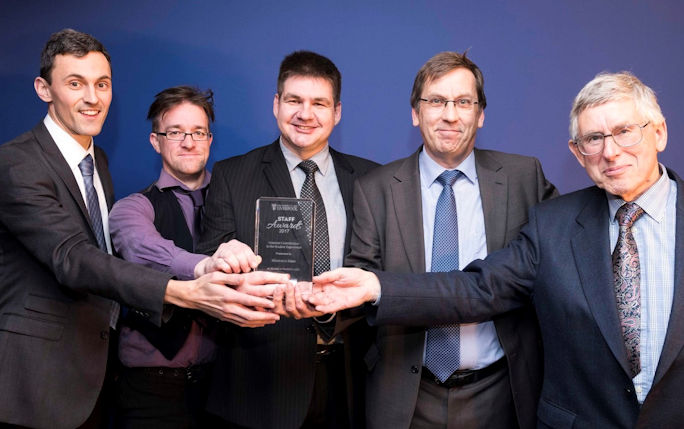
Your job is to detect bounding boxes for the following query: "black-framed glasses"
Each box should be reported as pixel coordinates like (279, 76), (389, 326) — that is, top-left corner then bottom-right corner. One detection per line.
(155, 130), (212, 141)
(574, 122), (650, 156)
(419, 97), (479, 111)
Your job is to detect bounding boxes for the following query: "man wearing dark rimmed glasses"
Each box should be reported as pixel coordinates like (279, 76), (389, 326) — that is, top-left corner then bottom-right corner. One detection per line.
(311, 71), (684, 427)
(342, 51), (557, 429)
(109, 86), (280, 428)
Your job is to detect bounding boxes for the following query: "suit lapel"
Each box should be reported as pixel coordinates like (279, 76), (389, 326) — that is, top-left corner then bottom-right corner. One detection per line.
(474, 150), (507, 253)
(261, 140), (296, 198)
(32, 122), (91, 223)
(653, 169), (684, 384)
(330, 148), (356, 250)
(391, 149), (425, 273)
(572, 188), (632, 375)
(93, 146), (115, 210)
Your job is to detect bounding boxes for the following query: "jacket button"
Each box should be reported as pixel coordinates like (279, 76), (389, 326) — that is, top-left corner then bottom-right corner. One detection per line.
(100, 330), (109, 340)
(410, 365), (419, 374)
(625, 387), (633, 394)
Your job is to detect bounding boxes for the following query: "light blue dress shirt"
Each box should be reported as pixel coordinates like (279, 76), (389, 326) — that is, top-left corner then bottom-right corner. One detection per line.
(419, 148), (505, 370)
(607, 165), (676, 403)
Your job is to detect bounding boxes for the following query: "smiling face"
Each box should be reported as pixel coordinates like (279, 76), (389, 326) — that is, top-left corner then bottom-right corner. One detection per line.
(412, 67), (484, 169)
(34, 52), (112, 149)
(150, 102), (212, 189)
(273, 75), (341, 160)
(568, 99), (667, 202)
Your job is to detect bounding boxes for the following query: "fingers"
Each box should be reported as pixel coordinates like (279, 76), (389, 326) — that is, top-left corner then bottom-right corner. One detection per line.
(213, 240), (261, 274)
(221, 303), (280, 328)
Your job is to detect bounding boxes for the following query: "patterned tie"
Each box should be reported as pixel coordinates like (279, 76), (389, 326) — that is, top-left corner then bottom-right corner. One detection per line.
(78, 154), (119, 328)
(425, 169), (462, 382)
(298, 160), (330, 276)
(613, 202), (644, 378)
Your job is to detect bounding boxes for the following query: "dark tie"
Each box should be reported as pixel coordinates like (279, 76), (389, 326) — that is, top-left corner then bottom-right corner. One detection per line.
(425, 169), (462, 382)
(613, 202), (644, 378)
(78, 154), (119, 328)
(298, 160), (330, 276)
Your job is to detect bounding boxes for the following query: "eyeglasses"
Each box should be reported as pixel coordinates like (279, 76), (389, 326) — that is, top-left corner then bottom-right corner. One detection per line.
(574, 122), (649, 156)
(419, 97), (479, 111)
(155, 130), (212, 141)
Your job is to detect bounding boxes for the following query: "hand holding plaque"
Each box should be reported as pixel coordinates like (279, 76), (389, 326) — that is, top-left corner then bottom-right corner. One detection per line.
(255, 197), (314, 282)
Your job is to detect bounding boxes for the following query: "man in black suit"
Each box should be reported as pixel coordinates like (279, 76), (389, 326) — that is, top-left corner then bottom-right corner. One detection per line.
(198, 51), (378, 428)
(0, 29), (286, 429)
(312, 71), (684, 428)
(345, 51), (556, 429)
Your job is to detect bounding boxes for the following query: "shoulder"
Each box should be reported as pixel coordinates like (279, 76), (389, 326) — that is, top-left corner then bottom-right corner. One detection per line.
(110, 192), (154, 221)
(535, 185), (600, 213)
(211, 142), (276, 173)
(330, 147), (380, 174)
(474, 148), (542, 169)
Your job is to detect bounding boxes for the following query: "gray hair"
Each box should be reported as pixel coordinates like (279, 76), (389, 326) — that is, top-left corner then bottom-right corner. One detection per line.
(569, 71), (664, 141)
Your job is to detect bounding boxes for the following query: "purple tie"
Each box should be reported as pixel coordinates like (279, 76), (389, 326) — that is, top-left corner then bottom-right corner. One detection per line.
(613, 202), (644, 378)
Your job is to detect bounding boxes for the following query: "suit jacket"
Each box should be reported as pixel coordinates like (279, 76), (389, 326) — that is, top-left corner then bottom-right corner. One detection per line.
(345, 148), (557, 429)
(198, 140), (378, 429)
(0, 123), (171, 429)
(371, 168), (684, 428)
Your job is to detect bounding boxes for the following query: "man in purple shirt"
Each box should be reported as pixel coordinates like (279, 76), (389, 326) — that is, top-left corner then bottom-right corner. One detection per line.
(109, 86), (277, 428)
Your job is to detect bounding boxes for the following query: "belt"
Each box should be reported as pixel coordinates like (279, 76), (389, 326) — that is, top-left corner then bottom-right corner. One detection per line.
(421, 357), (507, 388)
(125, 363), (211, 382)
(315, 343), (343, 363)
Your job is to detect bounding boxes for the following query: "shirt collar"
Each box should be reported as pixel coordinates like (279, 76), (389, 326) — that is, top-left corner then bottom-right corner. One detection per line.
(419, 146), (477, 187)
(44, 114), (95, 168)
(279, 137), (332, 176)
(155, 168), (211, 192)
(607, 163), (671, 224)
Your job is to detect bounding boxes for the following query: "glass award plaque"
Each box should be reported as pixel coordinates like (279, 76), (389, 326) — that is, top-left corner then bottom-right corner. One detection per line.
(255, 197), (314, 282)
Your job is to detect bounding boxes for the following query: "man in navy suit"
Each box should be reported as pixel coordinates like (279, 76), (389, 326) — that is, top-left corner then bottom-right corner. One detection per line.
(312, 71), (684, 428)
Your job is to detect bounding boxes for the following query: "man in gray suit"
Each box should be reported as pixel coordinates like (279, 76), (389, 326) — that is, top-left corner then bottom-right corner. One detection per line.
(344, 51), (556, 429)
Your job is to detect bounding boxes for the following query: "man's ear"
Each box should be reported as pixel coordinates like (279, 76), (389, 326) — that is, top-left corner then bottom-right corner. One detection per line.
(150, 133), (162, 154)
(568, 139), (586, 168)
(34, 77), (52, 103)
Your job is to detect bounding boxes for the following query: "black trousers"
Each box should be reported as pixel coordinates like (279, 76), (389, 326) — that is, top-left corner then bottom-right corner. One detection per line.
(115, 364), (221, 429)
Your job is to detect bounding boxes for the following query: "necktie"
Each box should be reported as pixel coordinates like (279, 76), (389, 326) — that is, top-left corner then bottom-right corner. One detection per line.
(613, 202), (644, 378)
(425, 169), (462, 382)
(189, 188), (205, 247)
(78, 154), (119, 328)
(298, 160), (330, 276)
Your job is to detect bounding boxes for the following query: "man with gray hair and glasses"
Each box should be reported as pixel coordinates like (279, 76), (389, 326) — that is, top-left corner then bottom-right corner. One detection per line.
(311, 70), (684, 427)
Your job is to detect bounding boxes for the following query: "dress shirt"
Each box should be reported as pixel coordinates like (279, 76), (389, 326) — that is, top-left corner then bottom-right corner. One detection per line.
(44, 114), (112, 254)
(419, 148), (504, 370)
(110, 169), (216, 368)
(607, 165), (676, 403)
(279, 139), (346, 270)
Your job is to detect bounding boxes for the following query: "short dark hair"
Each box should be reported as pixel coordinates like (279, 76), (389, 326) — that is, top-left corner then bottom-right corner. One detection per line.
(40, 28), (111, 84)
(147, 86), (215, 132)
(410, 51), (487, 111)
(277, 51), (341, 104)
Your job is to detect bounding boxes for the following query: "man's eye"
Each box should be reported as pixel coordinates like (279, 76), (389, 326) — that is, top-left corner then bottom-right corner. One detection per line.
(68, 81), (81, 88)
(585, 134), (603, 144)
(285, 99), (300, 105)
(429, 98), (446, 106)
(457, 98), (471, 105)
(167, 131), (182, 138)
(193, 131), (207, 138)
(97, 82), (109, 89)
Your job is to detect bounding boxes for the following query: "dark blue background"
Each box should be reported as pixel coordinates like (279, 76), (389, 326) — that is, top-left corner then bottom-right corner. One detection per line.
(2, 1), (683, 199)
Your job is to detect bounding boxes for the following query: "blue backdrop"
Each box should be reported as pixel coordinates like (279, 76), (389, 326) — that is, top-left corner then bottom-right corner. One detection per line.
(1, 1), (683, 199)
